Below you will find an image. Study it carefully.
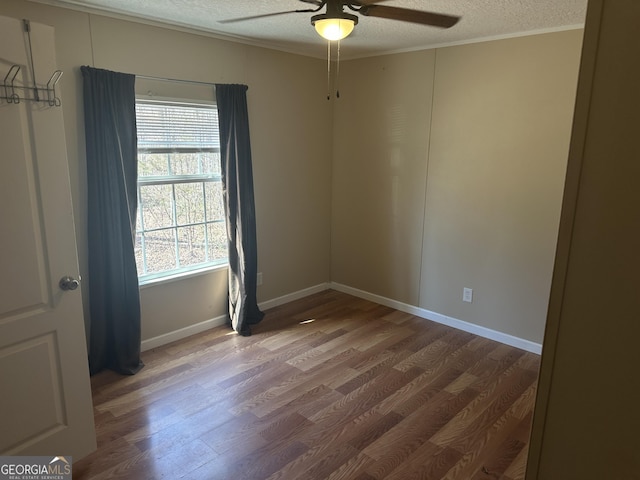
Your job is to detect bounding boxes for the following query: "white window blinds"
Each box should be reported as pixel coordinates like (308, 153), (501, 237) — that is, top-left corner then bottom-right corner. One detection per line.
(136, 100), (219, 150)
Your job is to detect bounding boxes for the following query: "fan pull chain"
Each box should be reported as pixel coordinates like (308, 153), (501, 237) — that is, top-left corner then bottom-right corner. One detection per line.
(325, 39), (342, 100)
(336, 37), (341, 99)
(327, 40), (331, 100)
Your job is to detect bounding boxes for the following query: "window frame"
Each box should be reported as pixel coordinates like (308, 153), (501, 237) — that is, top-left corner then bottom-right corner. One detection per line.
(134, 98), (228, 286)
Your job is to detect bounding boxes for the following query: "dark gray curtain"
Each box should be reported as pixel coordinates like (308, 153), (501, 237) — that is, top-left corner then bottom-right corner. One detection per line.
(216, 84), (264, 336)
(81, 66), (143, 375)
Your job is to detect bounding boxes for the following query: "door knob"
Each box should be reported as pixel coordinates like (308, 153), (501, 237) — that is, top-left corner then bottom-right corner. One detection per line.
(59, 276), (80, 291)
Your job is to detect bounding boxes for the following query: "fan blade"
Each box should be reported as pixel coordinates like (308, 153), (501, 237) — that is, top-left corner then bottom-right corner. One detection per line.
(359, 5), (460, 28)
(219, 9), (316, 24)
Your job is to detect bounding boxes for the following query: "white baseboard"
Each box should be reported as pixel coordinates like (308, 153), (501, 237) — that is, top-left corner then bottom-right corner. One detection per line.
(330, 282), (542, 355)
(142, 281), (542, 355)
(258, 282), (331, 311)
(141, 314), (228, 351)
(140, 283), (332, 352)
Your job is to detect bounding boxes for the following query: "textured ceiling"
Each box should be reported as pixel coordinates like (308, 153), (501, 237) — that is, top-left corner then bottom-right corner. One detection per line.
(44, 0), (588, 59)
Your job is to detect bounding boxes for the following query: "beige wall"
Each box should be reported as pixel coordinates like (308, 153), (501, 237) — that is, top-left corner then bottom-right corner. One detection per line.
(528, 0), (640, 478)
(0, 0), (332, 341)
(332, 30), (583, 344)
(2, 0), (584, 347)
(332, 50), (436, 305)
(422, 31), (583, 342)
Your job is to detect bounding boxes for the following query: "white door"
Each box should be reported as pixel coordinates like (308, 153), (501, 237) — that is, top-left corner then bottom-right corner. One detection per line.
(0, 16), (96, 459)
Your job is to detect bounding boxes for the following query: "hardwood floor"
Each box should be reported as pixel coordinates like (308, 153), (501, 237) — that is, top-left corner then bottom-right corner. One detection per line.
(74, 289), (540, 479)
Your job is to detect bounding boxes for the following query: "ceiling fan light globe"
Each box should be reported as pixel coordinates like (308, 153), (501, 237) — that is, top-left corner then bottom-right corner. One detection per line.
(314, 18), (355, 41)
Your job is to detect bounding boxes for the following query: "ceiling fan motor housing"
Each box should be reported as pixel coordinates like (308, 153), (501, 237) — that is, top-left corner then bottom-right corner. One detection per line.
(310, 11), (359, 28)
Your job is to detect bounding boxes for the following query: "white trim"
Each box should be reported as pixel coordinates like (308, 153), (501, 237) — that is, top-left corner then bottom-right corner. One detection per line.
(349, 24), (585, 60)
(28, 0), (585, 62)
(330, 282), (542, 355)
(258, 283), (331, 311)
(140, 283), (331, 351)
(141, 314), (228, 351)
(141, 281), (541, 354)
(139, 263), (227, 289)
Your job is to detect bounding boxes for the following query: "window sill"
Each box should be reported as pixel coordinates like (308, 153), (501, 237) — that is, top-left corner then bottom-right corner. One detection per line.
(138, 263), (228, 290)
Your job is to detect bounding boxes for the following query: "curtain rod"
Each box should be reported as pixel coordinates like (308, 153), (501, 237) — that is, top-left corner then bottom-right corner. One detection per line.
(135, 74), (216, 88)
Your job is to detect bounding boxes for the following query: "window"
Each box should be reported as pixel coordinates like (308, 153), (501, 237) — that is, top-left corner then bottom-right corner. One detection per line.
(134, 99), (227, 284)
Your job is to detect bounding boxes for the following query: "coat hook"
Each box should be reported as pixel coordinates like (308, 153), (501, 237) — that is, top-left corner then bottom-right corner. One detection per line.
(46, 70), (63, 106)
(3, 65), (21, 104)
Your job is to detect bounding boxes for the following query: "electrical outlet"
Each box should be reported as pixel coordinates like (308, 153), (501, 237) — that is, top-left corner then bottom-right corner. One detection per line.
(257, 272), (263, 286)
(463, 287), (473, 303)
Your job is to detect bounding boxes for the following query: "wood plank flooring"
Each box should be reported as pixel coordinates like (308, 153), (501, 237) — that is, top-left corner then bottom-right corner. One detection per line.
(74, 289), (540, 479)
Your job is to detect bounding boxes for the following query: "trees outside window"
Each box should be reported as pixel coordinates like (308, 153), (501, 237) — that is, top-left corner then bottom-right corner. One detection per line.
(135, 100), (227, 283)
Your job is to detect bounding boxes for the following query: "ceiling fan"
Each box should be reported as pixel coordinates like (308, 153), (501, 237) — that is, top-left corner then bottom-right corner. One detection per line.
(220, 0), (460, 41)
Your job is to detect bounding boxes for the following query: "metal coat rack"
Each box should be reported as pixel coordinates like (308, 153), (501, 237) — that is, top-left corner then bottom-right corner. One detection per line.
(0, 19), (63, 107)
(1, 65), (63, 106)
